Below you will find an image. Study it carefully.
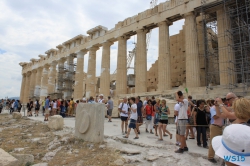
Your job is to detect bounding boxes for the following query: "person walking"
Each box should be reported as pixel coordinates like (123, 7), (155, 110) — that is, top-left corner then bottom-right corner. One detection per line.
(145, 100), (154, 134)
(136, 96), (143, 134)
(44, 96), (50, 121)
(35, 99), (40, 117)
(193, 100), (209, 148)
(123, 97), (139, 139)
(118, 97), (130, 135)
(107, 96), (113, 122)
(158, 99), (172, 140)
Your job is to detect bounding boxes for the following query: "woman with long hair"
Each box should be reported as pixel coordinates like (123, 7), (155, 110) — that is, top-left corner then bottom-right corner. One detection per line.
(145, 100), (154, 134)
(158, 99), (172, 141)
(154, 99), (161, 136)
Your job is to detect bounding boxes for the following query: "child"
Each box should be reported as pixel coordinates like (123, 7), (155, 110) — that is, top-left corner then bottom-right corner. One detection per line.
(123, 97), (139, 139)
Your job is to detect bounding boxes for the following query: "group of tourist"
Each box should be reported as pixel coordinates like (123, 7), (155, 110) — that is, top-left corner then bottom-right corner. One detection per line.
(116, 91), (250, 165)
(0, 99), (22, 114)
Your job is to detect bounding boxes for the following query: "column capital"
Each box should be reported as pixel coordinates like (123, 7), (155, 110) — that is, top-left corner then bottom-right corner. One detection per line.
(31, 69), (37, 73)
(136, 29), (148, 34)
(37, 67), (43, 72)
(117, 35), (130, 41)
(58, 58), (66, 64)
(158, 19), (173, 26)
(76, 49), (88, 58)
(22, 73), (27, 77)
(88, 46), (99, 52)
(49, 61), (57, 67)
(102, 41), (113, 47)
(27, 71), (31, 76)
(183, 11), (195, 18)
(44, 64), (50, 69)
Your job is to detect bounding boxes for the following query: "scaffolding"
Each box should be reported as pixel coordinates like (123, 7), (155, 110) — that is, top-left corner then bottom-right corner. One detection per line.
(200, 0), (250, 96)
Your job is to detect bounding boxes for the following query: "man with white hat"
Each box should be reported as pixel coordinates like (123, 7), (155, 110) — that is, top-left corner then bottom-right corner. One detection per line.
(212, 124), (250, 166)
(96, 94), (104, 103)
(82, 98), (87, 103)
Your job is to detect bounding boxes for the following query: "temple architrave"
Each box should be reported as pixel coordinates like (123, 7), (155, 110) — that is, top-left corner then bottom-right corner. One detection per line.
(19, 0), (248, 108)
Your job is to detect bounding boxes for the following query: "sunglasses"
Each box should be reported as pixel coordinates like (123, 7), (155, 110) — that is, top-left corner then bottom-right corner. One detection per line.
(226, 97), (234, 101)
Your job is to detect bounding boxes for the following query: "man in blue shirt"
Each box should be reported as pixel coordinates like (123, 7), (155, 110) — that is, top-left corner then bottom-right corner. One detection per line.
(44, 96), (50, 121)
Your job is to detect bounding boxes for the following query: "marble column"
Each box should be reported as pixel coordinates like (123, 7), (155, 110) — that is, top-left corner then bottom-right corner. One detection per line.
(34, 67), (43, 98)
(184, 12), (201, 87)
(29, 70), (37, 98)
(57, 58), (65, 96)
(86, 47), (99, 98)
(64, 55), (75, 99)
(100, 41), (113, 97)
(116, 36), (129, 95)
(135, 29), (147, 93)
(217, 8), (236, 85)
(19, 73), (26, 103)
(48, 61), (57, 95)
(158, 21), (172, 91)
(74, 50), (87, 99)
(24, 71), (31, 103)
(40, 65), (50, 100)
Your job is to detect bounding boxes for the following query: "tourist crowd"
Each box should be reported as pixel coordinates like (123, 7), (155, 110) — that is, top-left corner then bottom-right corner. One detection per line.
(1, 91), (250, 165)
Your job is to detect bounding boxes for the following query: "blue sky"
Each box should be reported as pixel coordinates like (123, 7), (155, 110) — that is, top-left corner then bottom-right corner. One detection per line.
(0, 0), (184, 98)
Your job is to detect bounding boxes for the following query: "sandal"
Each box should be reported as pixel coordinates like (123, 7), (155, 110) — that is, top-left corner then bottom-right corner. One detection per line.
(170, 134), (173, 139)
(189, 137), (195, 139)
(134, 137), (139, 139)
(163, 134), (168, 137)
(150, 132), (154, 134)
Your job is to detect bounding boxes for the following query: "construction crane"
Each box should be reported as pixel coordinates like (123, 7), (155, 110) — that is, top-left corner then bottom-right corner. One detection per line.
(113, 0), (158, 75)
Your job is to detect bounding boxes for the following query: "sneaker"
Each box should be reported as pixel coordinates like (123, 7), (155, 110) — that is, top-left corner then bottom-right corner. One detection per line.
(175, 148), (184, 153)
(208, 158), (217, 163)
(183, 147), (188, 151)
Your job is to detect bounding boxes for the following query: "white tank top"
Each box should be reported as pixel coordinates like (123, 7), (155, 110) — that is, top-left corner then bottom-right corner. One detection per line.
(53, 102), (57, 108)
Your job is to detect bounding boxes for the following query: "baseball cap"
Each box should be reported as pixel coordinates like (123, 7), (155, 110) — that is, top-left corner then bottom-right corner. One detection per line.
(212, 124), (250, 166)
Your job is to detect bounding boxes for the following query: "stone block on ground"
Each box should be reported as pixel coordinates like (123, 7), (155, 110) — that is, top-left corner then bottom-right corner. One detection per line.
(0, 148), (18, 166)
(120, 148), (141, 155)
(48, 115), (64, 130)
(11, 154), (34, 166)
(75, 103), (105, 143)
(12, 112), (22, 119)
(32, 163), (48, 166)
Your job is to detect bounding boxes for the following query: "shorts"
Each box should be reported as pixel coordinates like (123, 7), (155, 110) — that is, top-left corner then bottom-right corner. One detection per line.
(107, 109), (113, 116)
(129, 119), (137, 129)
(137, 116), (143, 124)
(121, 116), (128, 121)
(45, 108), (50, 115)
(159, 119), (168, 124)
(177, 119), (188, 136)
(154, 118), (159, 125)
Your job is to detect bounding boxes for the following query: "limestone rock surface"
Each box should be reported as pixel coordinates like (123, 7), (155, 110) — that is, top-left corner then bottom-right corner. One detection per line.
(48, 115), (64, 130)
(32, 163), (48, 166)
(12, 112), (22, 119)
(11, 154), (34, 166)
(120, 148), (141, 155)
(0, 148), (18, 166)
(75, 103), (105, 143)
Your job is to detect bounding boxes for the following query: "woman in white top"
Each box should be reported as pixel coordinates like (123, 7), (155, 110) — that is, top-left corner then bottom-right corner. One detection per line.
(123, 97), (139, 139)
(52, 99), (57, 116)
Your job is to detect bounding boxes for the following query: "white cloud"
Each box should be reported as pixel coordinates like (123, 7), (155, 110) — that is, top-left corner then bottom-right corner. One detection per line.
(0, 0), (184, 98)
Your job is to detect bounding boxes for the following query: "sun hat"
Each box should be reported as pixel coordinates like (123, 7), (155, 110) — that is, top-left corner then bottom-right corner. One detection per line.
(99, 94), (104, 97)
(82, 98), (86, 101)
(212, 124), (250, 166)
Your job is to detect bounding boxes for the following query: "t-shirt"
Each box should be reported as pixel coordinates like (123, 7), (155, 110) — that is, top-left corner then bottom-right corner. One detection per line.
(174, 103), (180, 123)
(118, 102), (130, 117)
(137, 102), (143, 116)
(143, 100), (147, 108)
(194, 108), (208, 125)
(107, 100), (113, 109)
(210, 106), (224, 126)
(45, 99), (50, 109)
(130, 103), (137, 120)
(160, 106), (169, 120)
(98, 99), (103, 103)
(145, 105), (154, 116)
(178, 99), (188, 120)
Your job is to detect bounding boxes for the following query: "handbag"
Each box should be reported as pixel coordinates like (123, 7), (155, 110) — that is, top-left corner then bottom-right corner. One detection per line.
(146, 115), (152, 120)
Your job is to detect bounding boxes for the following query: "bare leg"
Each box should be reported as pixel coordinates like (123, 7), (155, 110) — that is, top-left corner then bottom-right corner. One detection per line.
(125, 128), (131, 137)
(158, 123), (163, 140)
(155, 125), (158, 136)
(125, 120), (128, 133)
(121, 121), (124, 133)
(134, 129), (138, 138)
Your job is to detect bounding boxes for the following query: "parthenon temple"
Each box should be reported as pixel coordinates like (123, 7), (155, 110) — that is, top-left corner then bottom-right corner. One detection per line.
(19, 0), (250, 103)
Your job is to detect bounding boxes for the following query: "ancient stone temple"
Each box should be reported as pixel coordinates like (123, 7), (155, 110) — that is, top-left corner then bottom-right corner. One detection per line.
(19, 0), (250, 103)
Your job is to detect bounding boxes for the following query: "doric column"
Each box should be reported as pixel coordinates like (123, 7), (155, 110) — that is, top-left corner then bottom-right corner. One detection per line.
(100, 41), (113, 97)
(40, 65), (50, 100)
(57, 58), (66, 95)
(158, 21), (172, 91)
(34, 67), (43, 98)
(184, 12), (201, 87)
(29, 70), (37, 98)
(135, 29), (147, 93)
(74, 50), (87, 99)
(48, 61), (57, 95)
(217, 8), (236, 85)
(116, 36), (129, 95)
(24, 71), (31, 103)
(64, 55), (75, 99)
(19, 73), (26, 103)
(86, 47), (99, 98)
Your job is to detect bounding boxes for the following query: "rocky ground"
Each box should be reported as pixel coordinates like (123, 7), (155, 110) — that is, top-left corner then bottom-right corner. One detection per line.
(0, 113), (224, 166)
